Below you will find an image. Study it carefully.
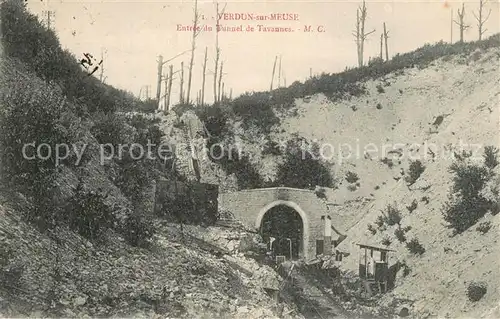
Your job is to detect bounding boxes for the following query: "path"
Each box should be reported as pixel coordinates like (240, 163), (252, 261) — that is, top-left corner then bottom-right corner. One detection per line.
(279, 261), (351, 319)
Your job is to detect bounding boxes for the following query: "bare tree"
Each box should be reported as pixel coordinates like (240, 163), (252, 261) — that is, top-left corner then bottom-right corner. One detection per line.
(166, 65), (174, 112)
(379, 33), (383, 59)
(180, 61), (185, 104)
(473, 0), (491, 40)
(156, 55), (164, 109)
(186, 0), (202, 105)
(99, 48), (107, 83)
(217, 61), (224, 103)
(156, 50), (190, 109)
(163, 71), (168, 111)
(201, 47), (208, 105)
(277, 55), (282, 88)
(383, 22), (389, 61)
(454, 3), (470, 43)
(270, 55), (277, 91)
(352, 0), (375, 67)
(214, 2), (227, 103)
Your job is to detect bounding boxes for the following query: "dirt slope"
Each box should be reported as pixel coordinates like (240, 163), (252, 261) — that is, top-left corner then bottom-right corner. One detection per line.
(261, 47), (500, 318)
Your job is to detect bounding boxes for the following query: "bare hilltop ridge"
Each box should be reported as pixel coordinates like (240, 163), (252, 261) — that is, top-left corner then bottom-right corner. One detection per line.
(1, 0), (499, 318)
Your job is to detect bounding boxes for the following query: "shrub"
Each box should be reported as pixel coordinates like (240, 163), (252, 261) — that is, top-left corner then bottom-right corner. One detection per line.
(483, 146), (499, 169)
(406, 238), (425, 255)
(122, 212), (156, 248)
(214, 149), (264, 190)
(376, 84), (385, 93)
(394, 228), (407, 243)
(400, 261), (411, 277)
(376, 103), (382, 110)
(347, 184), (357, 192)
(375, 215), (385, 229)
(443, 161), (491, 234)
(367, 224), (377, 235)
(273, 137), (334, 189)
(368, 56), (384, 67)
(0, 75), (70, 192)
(406, 199), (418, 213)
(0, 246), (24, 291)
(421, 196), (430, 204)
(345, 171), (359, 183)
(454, 150), (473, 161)
(315, 187), (327, 200)
(114, 155), (153, 207)
(381, 203), (402, 226)
(1, 0), (134, 114)
(138, 98), (158, 113)
(405, 160), (425, 185)
(381, 157), (394, 168)
(196, 103), (231, 139)
(476, 221), (491, 234)
(262, 139), (282, 156)
(65, 180), (114, 241)
(381, 236), (391, 246)
(467, 282), (487, 302)
(232, 92), (279, 133)
(90, 112), (129, 147)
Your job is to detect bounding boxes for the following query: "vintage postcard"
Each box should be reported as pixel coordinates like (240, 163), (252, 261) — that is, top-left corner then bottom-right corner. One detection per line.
(0, 0), (499, 318)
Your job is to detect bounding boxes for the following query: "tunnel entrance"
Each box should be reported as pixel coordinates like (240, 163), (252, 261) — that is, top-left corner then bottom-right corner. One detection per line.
(259, 205), (304, 260)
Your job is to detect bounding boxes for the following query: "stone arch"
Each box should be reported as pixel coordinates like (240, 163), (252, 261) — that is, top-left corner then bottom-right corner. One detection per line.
(255, 200), (310, 260)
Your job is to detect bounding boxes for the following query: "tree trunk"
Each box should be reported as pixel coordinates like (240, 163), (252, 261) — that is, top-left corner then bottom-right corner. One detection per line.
(353, 1), (375, 67)
(156, 55), (163, 109)
(163, 73), (168, 111)
(383, 22), (389, 61)
(201, 47), (207, 105)
(454, 3), (470, 43)
(213, 2), (223, 104)
(186, 0), (198, 105)
(379, 33), (383, 59)
(359, 7), (365, 67)
(474, 0), (491, 40)
(277, 55), (282, 88)
(180, 61), (184, 104)
(166, 65), (173, 112)
(270, 55), (277, 91)
(217, 61), (223, 103)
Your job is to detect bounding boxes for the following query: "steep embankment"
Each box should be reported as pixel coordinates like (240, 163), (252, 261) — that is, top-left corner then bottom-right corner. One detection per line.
(242, 46), (499, 318)
(0, 4), (298, 318)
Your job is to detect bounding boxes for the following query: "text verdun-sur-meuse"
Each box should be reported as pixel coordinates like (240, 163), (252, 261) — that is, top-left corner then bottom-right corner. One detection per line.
(218, 13), (299, 21)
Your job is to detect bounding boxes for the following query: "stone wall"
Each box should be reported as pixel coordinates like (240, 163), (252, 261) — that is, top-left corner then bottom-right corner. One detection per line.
(218, 187), (333, 262)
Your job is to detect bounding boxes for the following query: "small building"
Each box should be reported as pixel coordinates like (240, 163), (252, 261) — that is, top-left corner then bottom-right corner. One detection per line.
(357, 243), (394, 296)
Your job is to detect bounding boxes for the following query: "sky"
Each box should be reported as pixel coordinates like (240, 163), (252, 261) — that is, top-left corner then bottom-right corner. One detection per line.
(27, 0), (499, 104)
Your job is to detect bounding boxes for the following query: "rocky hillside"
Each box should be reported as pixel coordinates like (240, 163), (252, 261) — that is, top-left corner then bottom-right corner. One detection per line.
(0, 2), (300, 318)
(132, 35), (500, 318)
(221, 43), (499, 318)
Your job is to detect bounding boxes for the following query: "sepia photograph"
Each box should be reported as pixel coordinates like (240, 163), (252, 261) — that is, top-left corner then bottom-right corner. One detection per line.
(0, 0), (499, 318)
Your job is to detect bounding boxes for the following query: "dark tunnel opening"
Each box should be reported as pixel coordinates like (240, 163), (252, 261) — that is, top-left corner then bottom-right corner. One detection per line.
(259, 205), (303, 260)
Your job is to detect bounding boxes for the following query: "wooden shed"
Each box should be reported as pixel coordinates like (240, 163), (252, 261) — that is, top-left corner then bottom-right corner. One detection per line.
(357, 243), (394, 295)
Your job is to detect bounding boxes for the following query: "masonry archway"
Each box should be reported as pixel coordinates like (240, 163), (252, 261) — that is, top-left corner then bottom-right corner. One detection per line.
(255, 200), (310, 260)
